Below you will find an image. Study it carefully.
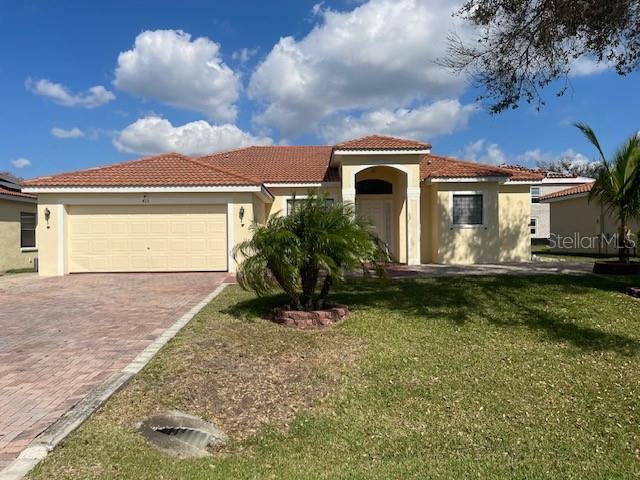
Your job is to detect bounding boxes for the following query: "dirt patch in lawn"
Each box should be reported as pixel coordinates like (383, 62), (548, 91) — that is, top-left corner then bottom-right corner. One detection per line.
(94, 286), (363, 454)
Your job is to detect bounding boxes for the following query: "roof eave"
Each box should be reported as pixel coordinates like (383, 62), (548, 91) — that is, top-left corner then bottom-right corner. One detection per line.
(22, 184), (264, 194)
(539, 192), (591, 203)
(0, 193), (37, 203)
(424, 175), (510, 183)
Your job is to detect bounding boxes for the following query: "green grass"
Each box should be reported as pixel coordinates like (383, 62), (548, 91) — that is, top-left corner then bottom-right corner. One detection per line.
(30, 275), (640, 479)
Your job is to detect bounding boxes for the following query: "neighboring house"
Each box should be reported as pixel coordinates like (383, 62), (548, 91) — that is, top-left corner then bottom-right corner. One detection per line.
(23, 135), (544, 276)
(501, 165), (593, 241)
(540, 182), (639, 255)
(0, 172), (38, 272)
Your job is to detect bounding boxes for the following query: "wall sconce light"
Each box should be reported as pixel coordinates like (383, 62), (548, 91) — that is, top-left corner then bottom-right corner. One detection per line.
(239, 206), (245, 225)
(44, 207), (51, 229)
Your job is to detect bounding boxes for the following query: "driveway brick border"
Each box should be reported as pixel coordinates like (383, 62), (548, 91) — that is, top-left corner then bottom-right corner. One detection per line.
(0, 282), (232, 480)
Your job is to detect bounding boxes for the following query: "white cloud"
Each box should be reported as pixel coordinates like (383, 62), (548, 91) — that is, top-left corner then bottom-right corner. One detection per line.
(232, 47), (259, 64)
(515, 148), (593, 168)
(51, 127), (85, 139)
(26, 78), (115, 108)
(249, 0), (468, 137)
(113, 116), (272, 156)
(461, 141), (595, 172)
(11, 158), (31, 169)
(321, 100), (477, 143)
(569, 56), (610, 77)
(114, 30), (241, 122)
(461, 139), (508, 165)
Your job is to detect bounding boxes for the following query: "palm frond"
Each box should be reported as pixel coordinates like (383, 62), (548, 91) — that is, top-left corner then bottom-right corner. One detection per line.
(575, 122), (607, 163)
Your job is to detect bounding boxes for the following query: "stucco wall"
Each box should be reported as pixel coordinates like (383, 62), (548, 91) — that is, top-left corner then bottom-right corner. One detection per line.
(498, 184), (531, 262)
(548, 196), (640, 254)
(0, 198), (37, 272)
(265, 186), (341, 218)
(419, 184), (437, 263)
(531, 183), (586, 239)
(433, 182), (500, 264)
(35, 192), (261, 276)
(530, 202), (550, 239)
(422, 182), (530, 264)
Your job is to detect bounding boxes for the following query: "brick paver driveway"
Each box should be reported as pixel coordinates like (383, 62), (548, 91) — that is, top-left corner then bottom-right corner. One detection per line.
(0, 272), (230, 469)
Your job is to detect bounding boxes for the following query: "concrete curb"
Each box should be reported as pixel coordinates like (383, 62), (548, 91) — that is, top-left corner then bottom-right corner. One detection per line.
(0, 282), (231, 480)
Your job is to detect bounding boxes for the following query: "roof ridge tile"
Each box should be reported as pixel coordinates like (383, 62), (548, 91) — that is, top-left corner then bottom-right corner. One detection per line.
(184, 155), (262, 185)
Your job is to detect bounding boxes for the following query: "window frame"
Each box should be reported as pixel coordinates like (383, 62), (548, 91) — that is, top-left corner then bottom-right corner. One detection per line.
(20, 211), (37, 251)
(529, 217), (537, 235)
(284, 195), (335, 216)
(531, 186), (541, 203)
(450, 191), (486, 229)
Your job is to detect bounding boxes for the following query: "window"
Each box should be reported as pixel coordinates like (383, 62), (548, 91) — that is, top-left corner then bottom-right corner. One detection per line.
(452, 194), (483, 226)
(356, 179), (393, 195)
(20, 212), (36, 249)
(286, 198), (334, 215)
(530, 218), (537, 235)
(531, 186), (541, 203)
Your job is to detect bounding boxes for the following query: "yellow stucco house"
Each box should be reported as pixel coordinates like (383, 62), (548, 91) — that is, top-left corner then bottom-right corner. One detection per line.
(0, 173), (38, 272)
(23, 135), (543, 276)
(540, 182), (639, 255)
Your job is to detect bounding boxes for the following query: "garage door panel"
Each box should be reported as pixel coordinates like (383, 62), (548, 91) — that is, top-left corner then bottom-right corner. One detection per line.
(170, 222), (187, 234)
(68, 204), (227, 273)
(110, 222), (128, 235)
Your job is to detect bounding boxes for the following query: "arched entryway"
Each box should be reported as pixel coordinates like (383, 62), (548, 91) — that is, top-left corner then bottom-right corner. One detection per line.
(354, 166), (408, 262)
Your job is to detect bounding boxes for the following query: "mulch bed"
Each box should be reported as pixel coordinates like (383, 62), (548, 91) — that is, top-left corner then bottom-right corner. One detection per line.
(626, 287), (640, 298)
(593, 261), (640, 275)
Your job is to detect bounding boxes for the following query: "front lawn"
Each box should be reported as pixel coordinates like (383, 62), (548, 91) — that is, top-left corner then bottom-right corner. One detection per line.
(30, 275), (640, 479)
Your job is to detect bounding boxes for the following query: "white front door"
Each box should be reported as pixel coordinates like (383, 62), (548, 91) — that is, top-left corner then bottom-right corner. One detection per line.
(356, 198), (393, 251)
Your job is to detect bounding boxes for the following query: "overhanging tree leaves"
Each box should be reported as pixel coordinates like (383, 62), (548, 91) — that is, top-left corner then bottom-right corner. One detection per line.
(444, 0), (640, 113)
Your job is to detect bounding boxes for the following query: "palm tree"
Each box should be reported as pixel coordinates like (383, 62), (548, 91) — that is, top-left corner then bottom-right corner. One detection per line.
(234, 194), (389, 311)
(576, 122), (640, 263)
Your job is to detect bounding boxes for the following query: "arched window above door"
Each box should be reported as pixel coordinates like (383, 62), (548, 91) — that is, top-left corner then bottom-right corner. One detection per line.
(356, 179), (393, 195)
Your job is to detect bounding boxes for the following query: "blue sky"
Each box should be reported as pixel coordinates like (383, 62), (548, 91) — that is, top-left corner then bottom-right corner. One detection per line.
(1, 0), (639, 179)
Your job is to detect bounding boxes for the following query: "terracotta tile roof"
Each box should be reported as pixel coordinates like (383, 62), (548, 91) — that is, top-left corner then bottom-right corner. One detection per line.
(500, 164), (577, 179)
(0, 186), (36, 200)
(23, 141), (546, 189)
(198, 146), (338, 183)
(335, 134), (431, 150)
(23, 153), (261, 187)
(539, 182), (594, 201)
(421, 155), (545, 181)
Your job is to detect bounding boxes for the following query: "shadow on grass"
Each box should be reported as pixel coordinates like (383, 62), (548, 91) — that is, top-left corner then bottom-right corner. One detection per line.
(226, 274), (640, 355)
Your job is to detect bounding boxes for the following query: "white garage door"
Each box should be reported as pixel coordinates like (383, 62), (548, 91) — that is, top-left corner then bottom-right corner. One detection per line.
(68, 204), (227, 273)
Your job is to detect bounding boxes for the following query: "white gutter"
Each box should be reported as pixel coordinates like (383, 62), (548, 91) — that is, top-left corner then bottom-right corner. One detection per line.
(23, 185), (275, 202)
(425, 176), (508, 183)
(333, 149), (431, 155)
(263, 181), (341, 188)
(23, 185), (263, 194)
(0, 193), (37, 203)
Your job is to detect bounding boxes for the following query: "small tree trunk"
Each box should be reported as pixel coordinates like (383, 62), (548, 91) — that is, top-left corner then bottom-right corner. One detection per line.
(300, 264), (319, 311)
(268, 266), (301, 310)
(316, 273), (333, 310)
(619, 221), (630, 264)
